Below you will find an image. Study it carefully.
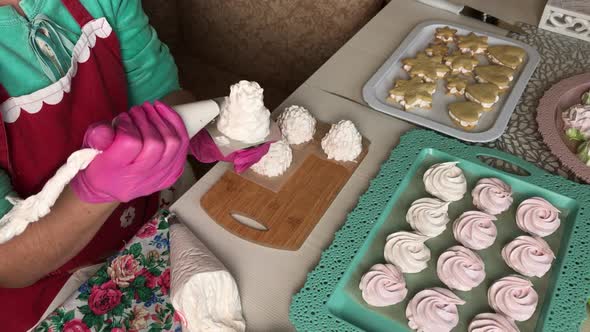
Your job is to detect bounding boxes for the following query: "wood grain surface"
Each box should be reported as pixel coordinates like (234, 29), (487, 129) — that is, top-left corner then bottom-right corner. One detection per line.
(201, 123), (369, 250)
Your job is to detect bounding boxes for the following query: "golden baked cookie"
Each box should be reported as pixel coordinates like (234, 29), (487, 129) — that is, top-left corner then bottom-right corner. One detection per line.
(402, 53), (450, 82)
(444, 51), (479, 75)
(487, 45), (526, 69)
(474, 65), (514, 91)
(435, 26), (458, 43)
(448, 101), (484, 130)
(465, 83), (501, 109)
(425, 42), (449, 57)
(457, 32), (488, 55)
(388, 77), (436, 111)
(445, 75), (470, 96)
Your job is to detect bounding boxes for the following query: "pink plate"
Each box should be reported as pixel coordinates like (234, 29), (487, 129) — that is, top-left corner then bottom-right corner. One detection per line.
(537, 72), (590, 183)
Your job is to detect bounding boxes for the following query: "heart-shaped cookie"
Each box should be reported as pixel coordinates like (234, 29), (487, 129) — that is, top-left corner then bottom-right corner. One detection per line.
(465, 83), (501, 109)
(474, 65), (514, 91)
(402, 53), (450, 82)
(448, 101), (483, 130)
(388, 77), (436, 110)
(457, 32), (488, 55)
(487, 45), (526, 69)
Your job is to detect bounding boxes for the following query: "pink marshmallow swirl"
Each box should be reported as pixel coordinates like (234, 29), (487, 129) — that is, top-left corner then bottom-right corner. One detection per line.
(359, 263), (408, 307)
(453, 211), (498, 250)
(472, 178), (513, 215)
(437, 245), (486, 291)
(516, 197), (561, 237)
(406, 287), (465, 332)
(468, 312), (519, 332)
(488, 275), (538, 322)
(502, 235), (555, 278)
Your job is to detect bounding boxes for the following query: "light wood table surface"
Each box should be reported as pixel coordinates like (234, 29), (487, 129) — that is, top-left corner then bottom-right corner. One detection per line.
(169, 1), (588, 331)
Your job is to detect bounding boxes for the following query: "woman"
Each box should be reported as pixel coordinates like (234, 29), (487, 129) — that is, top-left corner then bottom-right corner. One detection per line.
(0, 0), (194, 329)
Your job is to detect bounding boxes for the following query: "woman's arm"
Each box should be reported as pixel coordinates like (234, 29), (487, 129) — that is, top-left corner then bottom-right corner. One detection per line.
(0, 101), (190, 288)
(0, 185), (117, 288)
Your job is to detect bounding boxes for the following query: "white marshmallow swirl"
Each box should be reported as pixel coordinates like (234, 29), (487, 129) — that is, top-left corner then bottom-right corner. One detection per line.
(406, 198), (450, 237)
(423, 162), (467, 202)
(384, 231), (431, 273)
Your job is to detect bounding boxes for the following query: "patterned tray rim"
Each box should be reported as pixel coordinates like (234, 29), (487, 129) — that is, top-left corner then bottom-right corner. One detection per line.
(289, 129), (590, 332)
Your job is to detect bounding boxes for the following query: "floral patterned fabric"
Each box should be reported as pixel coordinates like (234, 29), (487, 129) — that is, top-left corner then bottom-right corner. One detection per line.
(34, 210), (182, 332)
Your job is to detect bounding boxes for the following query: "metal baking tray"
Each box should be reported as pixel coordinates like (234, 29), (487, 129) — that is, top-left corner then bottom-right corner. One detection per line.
(362, 20), (540, 142)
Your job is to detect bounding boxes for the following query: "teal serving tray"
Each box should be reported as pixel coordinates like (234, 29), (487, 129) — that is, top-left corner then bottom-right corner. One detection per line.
(290, 130), (590, 332)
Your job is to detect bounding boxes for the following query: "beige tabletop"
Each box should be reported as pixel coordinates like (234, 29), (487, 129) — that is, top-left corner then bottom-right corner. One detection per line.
(171, 1), (558, 331)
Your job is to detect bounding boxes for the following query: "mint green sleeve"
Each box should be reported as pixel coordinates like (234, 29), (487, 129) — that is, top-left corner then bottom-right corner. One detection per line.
(110, 0), (180, 106)
(0, 170), (15, 217)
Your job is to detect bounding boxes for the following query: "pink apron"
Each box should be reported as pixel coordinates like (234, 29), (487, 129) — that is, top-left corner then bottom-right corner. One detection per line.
(0, 1), (159, 330)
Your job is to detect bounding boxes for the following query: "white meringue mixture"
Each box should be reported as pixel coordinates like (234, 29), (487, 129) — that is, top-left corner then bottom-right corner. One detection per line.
(217, 81), (270, 144)
(277, 105), (317, 145)
(321, 120), (362, 162)
(251, 140), (293, 177)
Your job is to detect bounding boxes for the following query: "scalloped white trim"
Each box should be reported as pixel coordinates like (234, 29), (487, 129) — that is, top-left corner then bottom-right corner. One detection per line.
(0, 18), (113, 123)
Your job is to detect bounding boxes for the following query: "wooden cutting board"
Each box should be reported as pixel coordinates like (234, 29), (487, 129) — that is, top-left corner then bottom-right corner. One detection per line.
(201, 123), (369, 250)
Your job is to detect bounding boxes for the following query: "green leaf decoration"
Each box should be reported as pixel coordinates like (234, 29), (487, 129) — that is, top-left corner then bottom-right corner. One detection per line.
(129, 243), (143, 258)
(158, 220), (168, 230)
(577, 141), (590, 163)
(148, 325), (163, 332)
(78, 305), (92, 315)
(137, 286), (153, 302)
(77, 291), (90, 301)
(34, 321), (50, 332)
(111, 304), (125, 317)
(89, 274), (108, 286)
(97, 268), (109, 279)
(149, 267), (162, 276)
(63, 310), (75, 322)
(82, 313), (102, 329)
(122, 293), (133, 307)
(133, 275), (146, 288)
(50, 315), (62, 326)
(566, 128), (585, 141)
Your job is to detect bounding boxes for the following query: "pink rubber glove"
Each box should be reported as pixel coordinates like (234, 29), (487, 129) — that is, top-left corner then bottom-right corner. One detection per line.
(189, 129), (271, 173)
(71, 101), (190, 203)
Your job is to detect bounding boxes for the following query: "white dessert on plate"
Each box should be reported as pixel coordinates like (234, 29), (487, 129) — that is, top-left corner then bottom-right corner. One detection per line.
(217, 80), (270, 144)
(321, 120), (362, 162)
(277, 105), (317, 145)
(250, 140), (292, 177)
